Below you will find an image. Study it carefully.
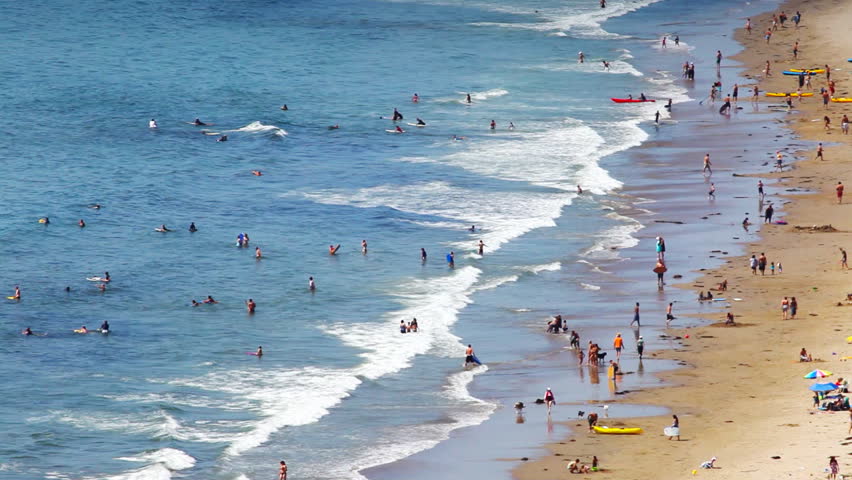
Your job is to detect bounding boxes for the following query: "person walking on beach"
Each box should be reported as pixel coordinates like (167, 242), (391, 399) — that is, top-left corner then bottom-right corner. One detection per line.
(764, 28), (772, 44)
(841, 248), (848, 270)
(637, 335), (645, 358)
(656, 236), (666, 260)
(666, 302), (674, 326)
(842, 114), (849, 135)
(792, 41), (799, 60)
(750, 255), (758, 274)
(837, 182), (844, 204)
(655, 259), (666, 288)
(708, 183), (716, 199)
(715, 50), (722, 68)
(758, 180), (765, 200)
(630, 302), (640, 327)
(745, 18), (751, 34)
(816, 143), (824, 161)
(732, 83), (738, 104)
(790, 297), (798, 319)
(702, 153), (712, 175)
(781, 296), (790, 319)
(758, 253), (767, 276)
(613, 333), (624, 360)
(829, 456), (839, 480)
(668, 415), (681, 441)
(752, 85), (759, 103)
(543, 387), (555, 414)
(764, 204), (774, 223)
(279, 460), (288, 480)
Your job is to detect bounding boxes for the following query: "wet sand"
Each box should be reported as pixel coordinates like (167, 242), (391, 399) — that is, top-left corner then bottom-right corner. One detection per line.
(515, 1), (852, 479)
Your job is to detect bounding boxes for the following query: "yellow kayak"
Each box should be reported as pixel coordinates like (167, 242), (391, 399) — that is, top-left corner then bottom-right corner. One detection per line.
(593, 426), (643, 435)
(765, 92), (813, 97)
(789, 68), (825, 73)
(831, 98), (852, 103)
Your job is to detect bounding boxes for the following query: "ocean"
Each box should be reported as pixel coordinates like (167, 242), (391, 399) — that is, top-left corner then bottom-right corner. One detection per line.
(0, 0), (783, 479)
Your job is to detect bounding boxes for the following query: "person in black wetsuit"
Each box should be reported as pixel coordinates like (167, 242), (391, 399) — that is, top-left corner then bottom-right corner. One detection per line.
(193, 118), (207, 126)
(100, 320), (110, 331)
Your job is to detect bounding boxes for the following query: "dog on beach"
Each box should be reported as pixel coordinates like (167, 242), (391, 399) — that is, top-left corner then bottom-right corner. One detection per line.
(597, 351), (607, 363)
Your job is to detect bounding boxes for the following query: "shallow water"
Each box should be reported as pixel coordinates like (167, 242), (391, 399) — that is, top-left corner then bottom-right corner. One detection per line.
(0, 0), (783, 479)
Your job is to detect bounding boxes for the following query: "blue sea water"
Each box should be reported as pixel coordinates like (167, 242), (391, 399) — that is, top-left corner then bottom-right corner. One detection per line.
(0, 0), (781, 479)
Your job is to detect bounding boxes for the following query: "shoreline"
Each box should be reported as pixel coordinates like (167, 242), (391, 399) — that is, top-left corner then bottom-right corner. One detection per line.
(515, 0), (852, 479)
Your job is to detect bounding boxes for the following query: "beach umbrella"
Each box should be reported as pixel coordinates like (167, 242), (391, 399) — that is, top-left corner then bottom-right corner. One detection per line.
(809, 383), (838, 392)
(804, 369), (832, 379)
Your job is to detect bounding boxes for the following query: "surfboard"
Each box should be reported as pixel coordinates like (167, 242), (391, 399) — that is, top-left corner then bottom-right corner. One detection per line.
(38, 218), (48, 224)
(664, 426), (680, 436)
(87, 277), (106, 282)
(186, 122), (214, 126)
(471, 354), (482, 365)
(331, 244), (341, 254)
(446, 254), (454, 263)
(406, 123), (426, 127)
(712, 298), (727, 301)
(6, 296), (18, 300)
(154, 228), (169, 232)
(73, 329), (88, 334)
(385, 129), (404, 134)
(246, 352), (260, 356)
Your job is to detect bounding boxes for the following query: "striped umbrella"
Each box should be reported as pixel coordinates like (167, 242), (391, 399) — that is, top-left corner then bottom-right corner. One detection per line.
(804, 369), (832, 379)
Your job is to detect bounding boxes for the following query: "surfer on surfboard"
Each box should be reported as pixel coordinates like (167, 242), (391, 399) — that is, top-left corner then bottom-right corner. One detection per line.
(329, 244), (341, 255)
(192, 118), (208, 126)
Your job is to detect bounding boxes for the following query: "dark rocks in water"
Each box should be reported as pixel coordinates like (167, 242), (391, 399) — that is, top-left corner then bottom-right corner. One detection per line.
(673, 274), (683, 279)
(521, 457), (529, 461)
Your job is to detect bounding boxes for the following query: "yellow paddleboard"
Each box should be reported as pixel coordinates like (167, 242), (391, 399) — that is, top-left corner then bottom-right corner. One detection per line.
(789, 68), (825, 73)
(593, 426), (643, 435)
(831, 98), (852, 103)
(765, 92), (813, 97)
(6, 296), (18, 300)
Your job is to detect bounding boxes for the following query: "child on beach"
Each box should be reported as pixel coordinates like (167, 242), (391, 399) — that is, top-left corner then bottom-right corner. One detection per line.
(770, 262), (775, 275)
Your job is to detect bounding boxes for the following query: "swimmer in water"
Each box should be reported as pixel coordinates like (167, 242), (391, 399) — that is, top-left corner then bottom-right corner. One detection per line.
(416, 118), (426, 126)
(490, 120), (496, 130)
(469, 225), (476, 232)
(252, 170), (263, 176)
(602, 60), (610, 71)
(329, 244), (340, 255)
(98, 283), (106, 292)
(149, 119), (158, 128)
(392, 108), (403, 121)
(217, 135), (228, 142)
(79, 219), (86, 228)
(246, 298), (256, 314)
(78, 325), (89, 334)
(328, 124), (340, 130)
(361, 240), (367, 254)
(256, 346), (263, 356)
(89, 204), (102, 209)
(191, 299), (200, 307)
(395, 126), (404, 133)
(466, 93), (472, 104)
(412, 93), (419, 103)
(451, 135), (466, 141)
(40, 217), (50, 225)
(203, 295), (218, 304)
(477, 240), (486, 255)
(103, 272), (111, 282)
(189, 222), (197, 232)
(281, 104), (288, 110)
(309, 276), (316, 291)
(22, 327), (33, 336)
(421, 247), (427, 262)
(157, 224), (171, 232)
(509, 122), (515, 130)
(577, 185), (583, 194)
(100, 320), (109, 331)
(193, 118), (207, 126)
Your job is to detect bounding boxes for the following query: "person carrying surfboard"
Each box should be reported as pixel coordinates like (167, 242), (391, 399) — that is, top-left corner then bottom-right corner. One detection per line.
(465, 344), (476, 365)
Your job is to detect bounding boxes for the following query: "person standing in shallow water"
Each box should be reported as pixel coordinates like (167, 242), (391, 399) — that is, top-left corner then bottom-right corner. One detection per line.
(630, 302), (640, 326)
(278, 460), (287, 480)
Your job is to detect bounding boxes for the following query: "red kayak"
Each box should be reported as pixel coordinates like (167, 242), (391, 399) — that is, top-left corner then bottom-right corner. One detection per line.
(611, 98), (655, 103)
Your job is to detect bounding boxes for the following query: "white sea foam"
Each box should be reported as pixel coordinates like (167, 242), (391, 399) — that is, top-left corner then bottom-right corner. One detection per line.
(580, 212), (643, 260)
(434, 88), (508, 104)
(322, 366), (495, 480)
(469, 0), (663, 39)
(226, 121), (287, 137)
(400, 117), (623, 193)
(576, 259), (611, 274)
(81, 448), (197, 480)
(301, 181), (574, 253)
(515, 261), (561, 275)
(580, 282), (601, 290)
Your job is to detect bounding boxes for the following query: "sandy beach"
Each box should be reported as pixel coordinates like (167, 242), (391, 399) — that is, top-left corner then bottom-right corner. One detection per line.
(515, 1), (852, 479)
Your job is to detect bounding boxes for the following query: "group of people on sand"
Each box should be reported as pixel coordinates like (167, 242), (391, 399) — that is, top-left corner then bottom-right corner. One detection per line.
(567, 456), (599, 473)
